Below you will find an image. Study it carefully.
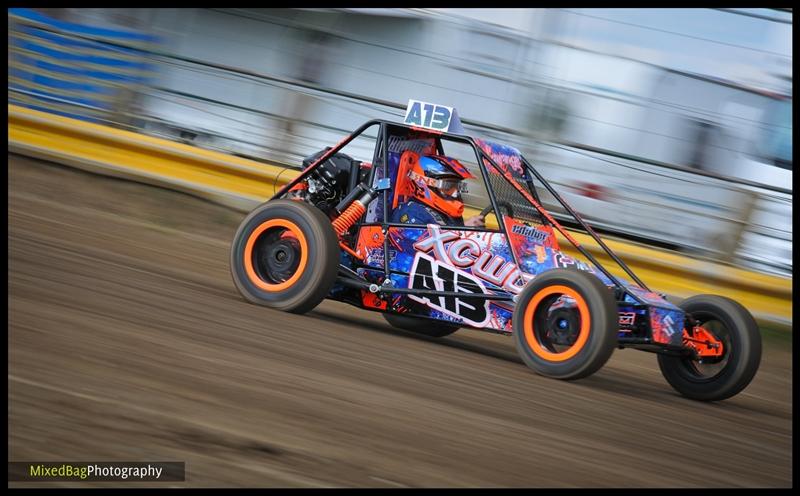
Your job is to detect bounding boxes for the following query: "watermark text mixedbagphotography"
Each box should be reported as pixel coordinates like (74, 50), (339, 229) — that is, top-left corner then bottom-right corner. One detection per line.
(8, 462), (185, 482)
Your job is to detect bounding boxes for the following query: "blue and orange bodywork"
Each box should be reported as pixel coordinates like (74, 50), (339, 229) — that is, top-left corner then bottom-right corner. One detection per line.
(284, 118), (686, 350)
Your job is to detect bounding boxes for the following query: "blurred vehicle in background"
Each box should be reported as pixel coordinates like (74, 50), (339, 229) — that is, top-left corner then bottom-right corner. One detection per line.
(7, 7), (792, 277)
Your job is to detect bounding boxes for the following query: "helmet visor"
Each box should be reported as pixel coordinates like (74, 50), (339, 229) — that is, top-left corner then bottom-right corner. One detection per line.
(434, 177), (469, 198)
(410, 170), (469, 196)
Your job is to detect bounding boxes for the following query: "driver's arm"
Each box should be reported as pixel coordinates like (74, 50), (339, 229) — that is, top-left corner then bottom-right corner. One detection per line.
(464, 213), (486, 227)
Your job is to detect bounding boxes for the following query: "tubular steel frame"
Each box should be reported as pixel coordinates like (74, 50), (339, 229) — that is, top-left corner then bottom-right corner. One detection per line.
(272, 119), (652, 306)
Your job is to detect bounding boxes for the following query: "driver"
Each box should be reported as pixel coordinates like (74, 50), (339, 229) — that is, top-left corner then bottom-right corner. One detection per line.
(391, 151), (485, 227)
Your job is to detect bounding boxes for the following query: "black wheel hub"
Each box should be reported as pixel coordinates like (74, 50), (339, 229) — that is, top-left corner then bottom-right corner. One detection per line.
(254, 231), (301, 284)
(546, 308), (580, 346)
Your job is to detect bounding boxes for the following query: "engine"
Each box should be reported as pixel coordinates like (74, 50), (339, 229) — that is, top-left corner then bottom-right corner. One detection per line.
(288, 147), (370, 214)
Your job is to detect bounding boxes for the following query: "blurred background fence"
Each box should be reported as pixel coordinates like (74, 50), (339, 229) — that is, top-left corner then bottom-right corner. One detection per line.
(8, 7), (792, 277)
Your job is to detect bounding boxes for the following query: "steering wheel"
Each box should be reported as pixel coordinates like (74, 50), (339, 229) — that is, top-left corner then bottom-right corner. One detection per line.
(480, 200), (515, 219)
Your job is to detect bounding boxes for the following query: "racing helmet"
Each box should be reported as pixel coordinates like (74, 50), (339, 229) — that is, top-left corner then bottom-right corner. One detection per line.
(393, 151), (475, 218)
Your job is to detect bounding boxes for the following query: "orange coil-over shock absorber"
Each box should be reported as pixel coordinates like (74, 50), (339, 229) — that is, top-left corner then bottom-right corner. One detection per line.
(331, 185), (380, 259)
(333, 200), (367, 236)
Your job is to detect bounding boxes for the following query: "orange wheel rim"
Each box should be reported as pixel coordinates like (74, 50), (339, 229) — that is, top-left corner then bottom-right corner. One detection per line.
(243, 219), (308, 292)
(523, 285), (590, 362)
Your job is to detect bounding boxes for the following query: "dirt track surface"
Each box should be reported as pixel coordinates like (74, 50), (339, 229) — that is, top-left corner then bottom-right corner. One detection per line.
(8, 154), (792, 488)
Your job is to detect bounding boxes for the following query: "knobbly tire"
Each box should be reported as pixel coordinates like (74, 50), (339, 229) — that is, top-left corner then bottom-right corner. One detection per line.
(657, 294), (761, 401)
(230, 199), (339, 314)
(383, 313), (460, 338)
(513, 269), (618, 380)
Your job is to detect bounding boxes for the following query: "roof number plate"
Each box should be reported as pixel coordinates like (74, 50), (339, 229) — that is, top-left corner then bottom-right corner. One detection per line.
(403, 99), (465, 134)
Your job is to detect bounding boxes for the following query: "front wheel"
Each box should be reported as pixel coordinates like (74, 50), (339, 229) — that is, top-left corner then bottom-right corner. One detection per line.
(657, 295), (761, 401)
(230, 199), (339, 314)
(513, 268), (618, 380)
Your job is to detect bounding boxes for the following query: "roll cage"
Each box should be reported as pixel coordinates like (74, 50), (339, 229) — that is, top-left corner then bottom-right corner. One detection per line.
(275, 119), (653, 307)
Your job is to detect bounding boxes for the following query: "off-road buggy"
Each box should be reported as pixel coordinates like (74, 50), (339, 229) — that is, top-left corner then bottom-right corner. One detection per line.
(231, 100), (761, 401)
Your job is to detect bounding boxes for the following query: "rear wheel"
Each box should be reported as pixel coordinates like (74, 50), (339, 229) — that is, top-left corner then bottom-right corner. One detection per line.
(657, 295), (761, 401)
(230, 199), (339, 314)
(383, 313), (459, 338)
(513, 269), (617, 380)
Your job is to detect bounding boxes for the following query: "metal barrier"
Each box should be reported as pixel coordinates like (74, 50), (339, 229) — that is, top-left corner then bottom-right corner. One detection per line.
(8, 104), (792, 326)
